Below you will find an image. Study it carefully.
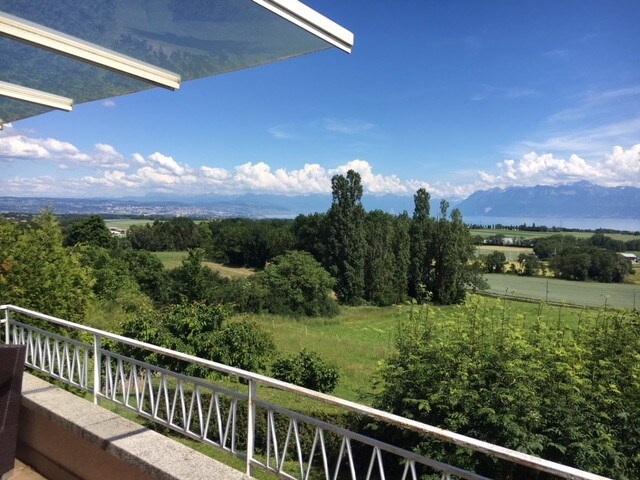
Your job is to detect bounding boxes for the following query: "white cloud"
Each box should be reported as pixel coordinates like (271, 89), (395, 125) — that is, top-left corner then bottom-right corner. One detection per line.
(478, 145), (640, 189)
(103, 100), (116, 108)
(322, 118), (375, 135)
(147, 152), (186, 176)
(268, 126), (294, 140)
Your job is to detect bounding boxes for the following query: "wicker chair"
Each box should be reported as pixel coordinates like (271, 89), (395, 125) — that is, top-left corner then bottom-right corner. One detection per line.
(0, 344), (27, 479)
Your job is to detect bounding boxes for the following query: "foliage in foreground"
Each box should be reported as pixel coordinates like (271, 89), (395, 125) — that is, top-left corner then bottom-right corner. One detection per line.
(272, 348), (340, 394)
(119, 302), (276, 376)
(375, 296), (640, 479)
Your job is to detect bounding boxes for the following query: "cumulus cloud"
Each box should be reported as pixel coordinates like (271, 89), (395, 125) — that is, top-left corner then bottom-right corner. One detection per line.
(478, 145), (640, 188)
(102, 100), (116, 108)
(2, 126), (638, 200)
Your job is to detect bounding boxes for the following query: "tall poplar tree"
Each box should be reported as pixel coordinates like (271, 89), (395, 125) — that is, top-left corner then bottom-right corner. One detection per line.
(409, 188), (433, 301)
(327, 170), (365, 304)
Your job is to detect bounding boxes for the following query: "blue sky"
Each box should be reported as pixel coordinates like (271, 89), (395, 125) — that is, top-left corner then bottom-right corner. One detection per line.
(2, 0), (639, 200)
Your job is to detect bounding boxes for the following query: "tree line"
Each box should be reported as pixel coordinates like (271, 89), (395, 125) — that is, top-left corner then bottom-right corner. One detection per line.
(125, 170), (483, 306)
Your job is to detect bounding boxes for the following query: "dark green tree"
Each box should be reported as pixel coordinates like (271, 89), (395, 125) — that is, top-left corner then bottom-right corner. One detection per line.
(65, 215), (115, 248)
(0, 213), (94, 321)
(119, 249), (170, 304)
(326, 170), (366, 304)
(409, 188), (433, 300)
(430, 205), (474, 304)
(485, 250), (507, 273)
(259, 250), (338, 317)
(292, 213), (328, 266)
(167, 249), (226, 303)
(517, 253), (542, 276)
(391, 212), (411, 304)
(364, 210), (400, 306)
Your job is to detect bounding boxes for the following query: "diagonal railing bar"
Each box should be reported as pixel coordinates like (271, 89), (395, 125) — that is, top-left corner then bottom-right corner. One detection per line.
(1, 304), (613, 480)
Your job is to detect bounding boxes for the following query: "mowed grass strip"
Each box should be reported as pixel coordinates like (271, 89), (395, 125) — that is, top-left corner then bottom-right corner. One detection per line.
(153, 251), (254, 277)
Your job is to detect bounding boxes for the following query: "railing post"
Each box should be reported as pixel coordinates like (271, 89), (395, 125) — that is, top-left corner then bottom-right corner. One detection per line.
(3, 308), (9, 345)
(93, 334), (102, 405)
(246, 379), (258, 476)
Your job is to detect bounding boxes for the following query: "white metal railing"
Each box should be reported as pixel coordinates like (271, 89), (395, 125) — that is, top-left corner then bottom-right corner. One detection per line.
(1, 304), (611, 480)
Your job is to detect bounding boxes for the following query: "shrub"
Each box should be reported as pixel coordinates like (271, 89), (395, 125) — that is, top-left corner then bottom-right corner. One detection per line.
(259, 250), (338, 317)
(272, 349), (340, 394)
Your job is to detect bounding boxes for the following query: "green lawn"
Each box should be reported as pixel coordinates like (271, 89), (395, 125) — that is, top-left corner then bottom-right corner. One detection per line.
(243, 306), (401, 401)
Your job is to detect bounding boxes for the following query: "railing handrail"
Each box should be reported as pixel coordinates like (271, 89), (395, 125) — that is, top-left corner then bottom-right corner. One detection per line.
(0, 303), (612, 480)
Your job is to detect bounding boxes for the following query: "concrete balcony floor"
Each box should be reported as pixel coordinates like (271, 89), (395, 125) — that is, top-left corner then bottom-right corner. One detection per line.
(5, 461), (47, 480)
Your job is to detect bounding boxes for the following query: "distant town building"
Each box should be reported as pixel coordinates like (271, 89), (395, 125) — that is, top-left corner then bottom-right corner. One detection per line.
(620, 252), (638, 263)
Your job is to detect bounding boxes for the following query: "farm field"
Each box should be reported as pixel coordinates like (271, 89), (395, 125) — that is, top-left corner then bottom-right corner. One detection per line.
(484, 273), (640, 309)
(104, 218), (152, 230)
(470, 228), (640, 242)
(475, 245), (533, 261)
(153, 251), (255, 277)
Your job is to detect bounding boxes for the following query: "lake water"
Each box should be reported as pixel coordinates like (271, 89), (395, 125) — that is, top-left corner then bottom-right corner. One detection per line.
(464, 216), (640, 232)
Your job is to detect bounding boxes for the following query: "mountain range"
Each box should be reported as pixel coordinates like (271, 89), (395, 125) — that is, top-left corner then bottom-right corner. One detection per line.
(0, 182), (638, 220)
(456, 181), (640, 219)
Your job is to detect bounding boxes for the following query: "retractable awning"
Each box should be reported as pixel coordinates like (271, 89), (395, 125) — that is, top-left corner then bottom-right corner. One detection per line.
(0, 0), (353, 127)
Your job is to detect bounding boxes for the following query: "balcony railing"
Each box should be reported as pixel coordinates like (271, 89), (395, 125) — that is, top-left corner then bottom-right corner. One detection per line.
(1, 304), (610, 480)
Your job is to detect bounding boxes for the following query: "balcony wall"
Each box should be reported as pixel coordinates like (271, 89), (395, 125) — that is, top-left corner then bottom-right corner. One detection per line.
(17, 373), (249, 480)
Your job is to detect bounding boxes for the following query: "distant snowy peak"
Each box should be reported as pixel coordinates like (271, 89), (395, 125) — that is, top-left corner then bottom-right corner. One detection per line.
(457, 182), (640, 219)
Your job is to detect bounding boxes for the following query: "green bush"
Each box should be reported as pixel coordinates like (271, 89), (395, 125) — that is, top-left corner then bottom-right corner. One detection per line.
(259, 250), (338, 317)
(375, 297), (640, 479)
(272, 349), (340, 394)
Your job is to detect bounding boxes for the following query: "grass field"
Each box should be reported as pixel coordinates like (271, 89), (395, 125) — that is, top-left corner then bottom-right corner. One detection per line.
(153, 251), (255, 277)
(104, 218), (152, 230)
(470, 228), (640, 242)
(484, 273), (640, 309)
(243, 298), (599, 403)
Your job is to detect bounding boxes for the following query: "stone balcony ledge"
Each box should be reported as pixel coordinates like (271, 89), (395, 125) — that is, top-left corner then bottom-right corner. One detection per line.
(17, 373), (249, 480)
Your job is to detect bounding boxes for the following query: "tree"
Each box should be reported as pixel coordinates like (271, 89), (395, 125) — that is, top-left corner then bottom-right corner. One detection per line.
(409, 188), (433, 300)
(167, 249), (226, 303)
(65, 215), (115, 248)
(120, 302), (228, 377)
(550, 250), (590, 280)
(364, 210), (400, 306)
(292, 213), (328, 266)
(259, 251), (338, 317)
(213, 320), (277, 373)
(391, 212), (411, 304)
(326, 170), (366, 304)
(517, 253), (542, 276)
(485, 251), (507, 273)
(0, 213), (94, 322)
(119, 249), (170, 304)
(430, 204), (476, 304)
